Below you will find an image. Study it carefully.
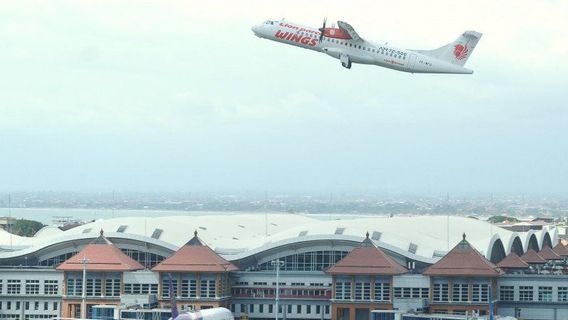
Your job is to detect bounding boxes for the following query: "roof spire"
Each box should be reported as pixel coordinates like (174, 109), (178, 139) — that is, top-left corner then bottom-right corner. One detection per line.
(360, 232), (375, 248)
(463, 233), (466, 241)
(90, 229), (112, 245)
(186, 230), (204, 246)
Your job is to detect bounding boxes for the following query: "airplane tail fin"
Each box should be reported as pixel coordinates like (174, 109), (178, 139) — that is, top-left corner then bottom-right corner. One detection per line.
(169, 273), (179, 319)
(417, 31), (482, 66)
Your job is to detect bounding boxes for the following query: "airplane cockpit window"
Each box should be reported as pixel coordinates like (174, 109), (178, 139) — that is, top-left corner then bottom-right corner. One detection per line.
(264, 20), (274, 25)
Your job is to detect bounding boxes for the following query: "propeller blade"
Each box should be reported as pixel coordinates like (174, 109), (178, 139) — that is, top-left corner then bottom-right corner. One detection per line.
(318, 17), (327, 42)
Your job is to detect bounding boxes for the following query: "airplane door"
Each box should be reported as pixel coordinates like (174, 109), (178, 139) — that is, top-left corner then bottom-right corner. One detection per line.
(407, 53), (417, 72)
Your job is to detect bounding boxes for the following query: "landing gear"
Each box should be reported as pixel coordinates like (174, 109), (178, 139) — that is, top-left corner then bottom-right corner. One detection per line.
(340, 54), (351, 69)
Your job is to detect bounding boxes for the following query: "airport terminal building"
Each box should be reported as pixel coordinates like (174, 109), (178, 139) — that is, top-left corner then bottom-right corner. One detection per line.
(0, 214), (566, 320)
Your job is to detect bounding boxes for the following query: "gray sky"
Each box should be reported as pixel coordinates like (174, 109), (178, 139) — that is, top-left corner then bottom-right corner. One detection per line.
(0, 0), (566, 194)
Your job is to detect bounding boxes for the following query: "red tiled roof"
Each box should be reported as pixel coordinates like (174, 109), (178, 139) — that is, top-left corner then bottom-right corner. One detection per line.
(553, 243), (568, 257)
(57, 231), (144, 272)
(520, 249), (546, 264)
(497, 252), (529, 269)
(423, 234), (502, 277)
(539, 246), (562, 260)
(152, 231), (238, 273)
(326, 233), (407, 275)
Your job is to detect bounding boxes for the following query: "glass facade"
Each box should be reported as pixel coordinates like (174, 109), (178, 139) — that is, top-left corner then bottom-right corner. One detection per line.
(39, 252), (78, 267)
(124, 283), (158, 295)
(200, 280), (216, 298)
(44, 280), (59, 295)
(499, 286), (514, 301)
(121, 249), (166, 269)
(472, 284), (489, 302)
(249, 250), (349, 272)
(519, 286), (533, 301)
(25, 280), (40, 295)
(432, 283), (448, 302)
(374, 282), (390, 301)
(355, 282), (371, 300)
(181, 279), (197, 298)
(105, 278), (121, 297)
(538, 286), (552, 302)
(559, 287), (568, 302)
(161, 278), (177, 298)
(452, 283), (468, 302)
(335, 281), (352, 300)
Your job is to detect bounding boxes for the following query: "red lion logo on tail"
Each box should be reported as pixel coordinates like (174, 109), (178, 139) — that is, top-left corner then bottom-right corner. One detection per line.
(454, 44), (469, 60)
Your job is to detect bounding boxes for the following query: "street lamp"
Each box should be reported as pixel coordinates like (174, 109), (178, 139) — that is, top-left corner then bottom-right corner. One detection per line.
(80, 256), (90, 319)
(270, 260), (284, 320)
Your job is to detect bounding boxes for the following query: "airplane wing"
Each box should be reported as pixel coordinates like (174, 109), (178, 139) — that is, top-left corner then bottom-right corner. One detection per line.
(337, 21), (363, 42)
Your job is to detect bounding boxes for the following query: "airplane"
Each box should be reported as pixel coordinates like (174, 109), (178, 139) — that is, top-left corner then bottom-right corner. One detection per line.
(251, 19), (482, 74)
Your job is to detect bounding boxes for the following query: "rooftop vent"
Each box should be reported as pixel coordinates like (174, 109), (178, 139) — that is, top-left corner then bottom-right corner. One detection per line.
(334, 227), (345, 235)
(82, 228), (92, 234)
(371, 231), (382, 241)
(408, 242), (418, 254)
(151, 228), (163, 239)
(116, 225), (127, 233)
(299, 230), (308, 237)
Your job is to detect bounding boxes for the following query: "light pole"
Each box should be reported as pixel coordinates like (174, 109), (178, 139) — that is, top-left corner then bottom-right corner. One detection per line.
(271, 260), (284, 320)
(80, 256), (90, 319)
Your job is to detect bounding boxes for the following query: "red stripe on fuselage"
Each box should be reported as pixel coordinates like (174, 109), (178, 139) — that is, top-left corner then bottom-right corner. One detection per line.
(323, 28), (351, 39)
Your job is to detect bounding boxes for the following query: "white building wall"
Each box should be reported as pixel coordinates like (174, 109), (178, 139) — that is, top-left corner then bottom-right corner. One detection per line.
(0, 269), (63, 320)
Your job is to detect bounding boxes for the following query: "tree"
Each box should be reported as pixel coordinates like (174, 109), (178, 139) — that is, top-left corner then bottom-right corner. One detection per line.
(487, 215), (519, 224)
(11, 219), (45, 237)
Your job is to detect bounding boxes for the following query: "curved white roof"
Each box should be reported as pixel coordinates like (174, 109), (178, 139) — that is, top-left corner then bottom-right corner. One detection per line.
(0, 213), (556, 263)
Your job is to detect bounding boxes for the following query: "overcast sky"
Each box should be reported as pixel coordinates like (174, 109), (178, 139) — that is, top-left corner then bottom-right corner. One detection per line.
(0, 0), (566, 195)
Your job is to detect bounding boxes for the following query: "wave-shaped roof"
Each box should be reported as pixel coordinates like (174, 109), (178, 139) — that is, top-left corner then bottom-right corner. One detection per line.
(0, 213), (558, 264)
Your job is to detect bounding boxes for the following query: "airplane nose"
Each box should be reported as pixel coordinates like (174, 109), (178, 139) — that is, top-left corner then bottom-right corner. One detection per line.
(251, 25), (262, 36)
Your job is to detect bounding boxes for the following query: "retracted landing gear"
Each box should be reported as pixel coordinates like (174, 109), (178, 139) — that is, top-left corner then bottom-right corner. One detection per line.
(340, 54), (352, 69)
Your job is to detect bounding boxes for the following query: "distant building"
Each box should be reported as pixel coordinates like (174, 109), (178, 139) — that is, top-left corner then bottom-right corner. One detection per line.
(0, 216), (16, 231)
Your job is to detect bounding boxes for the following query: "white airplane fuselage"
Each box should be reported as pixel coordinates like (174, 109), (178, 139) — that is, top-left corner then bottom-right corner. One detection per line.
(252, 20), (475, 74)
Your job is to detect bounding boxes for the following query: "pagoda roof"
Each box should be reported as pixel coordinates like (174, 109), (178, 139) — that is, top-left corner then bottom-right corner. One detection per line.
(497, 252), (529, 269)
(423, 234), (502, 277)
(520, 249), (546, 264)
(56, 230), (144, 272)
(152, 231), (238, 273)
(326, 232), (407, 275)
(539, 246), (562, 260)
(553, 243), (568, 257)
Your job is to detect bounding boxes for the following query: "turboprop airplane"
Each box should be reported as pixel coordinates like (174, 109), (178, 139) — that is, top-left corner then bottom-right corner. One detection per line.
(251, 19), (482, 74)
